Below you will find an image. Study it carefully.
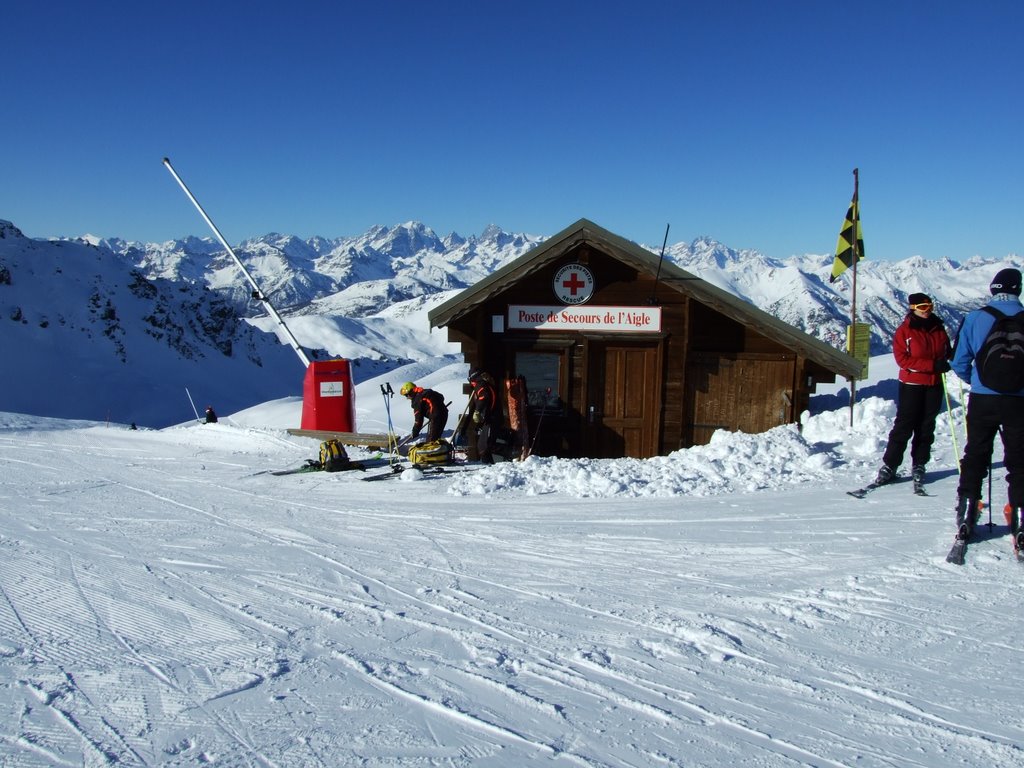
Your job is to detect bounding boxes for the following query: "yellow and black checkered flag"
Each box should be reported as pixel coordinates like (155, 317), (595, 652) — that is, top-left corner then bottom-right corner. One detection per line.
(830, 198), (864, 283)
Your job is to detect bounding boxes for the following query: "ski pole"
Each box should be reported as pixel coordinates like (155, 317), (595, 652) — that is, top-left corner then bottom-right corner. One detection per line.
(942, 374), (960, 471)
(381, 383), (400, 464)
(987, 457), (994, 529)
(380, 383), (394, 433)
(452, 394), (473, 449)
(526, 388), (552, 458)
(958, 378), (968, 443)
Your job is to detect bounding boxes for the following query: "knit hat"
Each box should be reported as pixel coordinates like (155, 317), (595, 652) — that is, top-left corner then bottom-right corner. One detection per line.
(907, 292), (931, 306)
(990, 268), (1022, 296)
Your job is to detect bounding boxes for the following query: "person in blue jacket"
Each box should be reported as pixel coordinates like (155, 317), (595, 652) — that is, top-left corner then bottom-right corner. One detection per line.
(950, 267), (1024, 550)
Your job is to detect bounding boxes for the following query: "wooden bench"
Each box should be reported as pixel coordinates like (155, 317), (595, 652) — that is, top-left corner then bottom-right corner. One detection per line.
(286, 429), (394, 450)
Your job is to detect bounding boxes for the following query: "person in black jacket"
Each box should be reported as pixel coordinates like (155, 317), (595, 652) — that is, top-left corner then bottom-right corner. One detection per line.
(950, 268), (1024, 551)
(204, 406), (218, 424)
(457, 369), (502, 463)
(399, 382), (448, 443)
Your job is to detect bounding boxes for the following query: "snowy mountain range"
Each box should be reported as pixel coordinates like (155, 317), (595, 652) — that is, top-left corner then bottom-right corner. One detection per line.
(1, 217), (1020, 427)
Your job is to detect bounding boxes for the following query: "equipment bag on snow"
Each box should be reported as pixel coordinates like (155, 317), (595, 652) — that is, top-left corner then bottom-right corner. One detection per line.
(976, 306), (1024, 393)
(407, 438), (454, 466)
(318, 439), (351, 472)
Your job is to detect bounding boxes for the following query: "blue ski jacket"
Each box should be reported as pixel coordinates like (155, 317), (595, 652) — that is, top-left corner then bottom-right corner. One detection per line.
(951, 295), (1024, 396)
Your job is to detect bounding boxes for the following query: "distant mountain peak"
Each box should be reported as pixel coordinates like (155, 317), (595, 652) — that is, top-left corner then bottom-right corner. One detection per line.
(0, 220), (25, 239)
(3, 215), (1022, 428)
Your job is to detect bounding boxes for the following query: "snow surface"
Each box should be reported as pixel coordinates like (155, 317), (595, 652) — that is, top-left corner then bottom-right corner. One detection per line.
(2, 355), (1023, 766)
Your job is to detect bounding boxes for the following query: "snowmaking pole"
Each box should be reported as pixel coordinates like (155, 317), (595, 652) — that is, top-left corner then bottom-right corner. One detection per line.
(184, 387), (202, 423)
(162, 157), (312, 368)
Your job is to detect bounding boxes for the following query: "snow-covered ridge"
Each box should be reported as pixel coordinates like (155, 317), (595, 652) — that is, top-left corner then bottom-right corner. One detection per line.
(64, 220), (1022, 352)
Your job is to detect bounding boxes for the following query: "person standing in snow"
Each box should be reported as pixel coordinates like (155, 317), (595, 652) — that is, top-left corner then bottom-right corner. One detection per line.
(399, 382), (449, 443)
(950, 268), (1024, 549)
(457, 369), (502, 464)
(204, 406), (218, 424)
(872, 292), (951, 488)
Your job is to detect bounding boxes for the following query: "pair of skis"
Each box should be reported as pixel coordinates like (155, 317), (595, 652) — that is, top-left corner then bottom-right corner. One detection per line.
(846, 476), (928, 499)
(264, 452), (384, 476)
(844, 475), (1020, 563)
(360, 462), (480, 481)
(946, 509), (1024, 565)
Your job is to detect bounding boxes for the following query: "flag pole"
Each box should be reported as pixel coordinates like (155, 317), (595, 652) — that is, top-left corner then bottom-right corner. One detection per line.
(849, 168), (860, 426)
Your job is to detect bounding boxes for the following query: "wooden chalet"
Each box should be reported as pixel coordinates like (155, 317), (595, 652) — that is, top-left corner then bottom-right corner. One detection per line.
(428, 218), (862, 459)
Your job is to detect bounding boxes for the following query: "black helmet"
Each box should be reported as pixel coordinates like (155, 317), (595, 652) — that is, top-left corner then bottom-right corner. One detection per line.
(468, 368), (482, 382)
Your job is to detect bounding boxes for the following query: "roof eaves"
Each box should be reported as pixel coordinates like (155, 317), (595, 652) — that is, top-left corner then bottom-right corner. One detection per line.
(429, 219), (594, 329)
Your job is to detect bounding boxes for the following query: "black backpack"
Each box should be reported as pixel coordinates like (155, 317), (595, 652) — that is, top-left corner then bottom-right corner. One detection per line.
(975, 306), (1024, 393)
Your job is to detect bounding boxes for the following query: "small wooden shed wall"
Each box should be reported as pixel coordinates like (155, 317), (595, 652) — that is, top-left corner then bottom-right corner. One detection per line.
(429, 219), (861, 459)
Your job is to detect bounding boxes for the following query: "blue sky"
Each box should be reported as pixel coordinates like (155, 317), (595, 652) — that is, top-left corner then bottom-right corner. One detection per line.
(4, 2), (1022, 261)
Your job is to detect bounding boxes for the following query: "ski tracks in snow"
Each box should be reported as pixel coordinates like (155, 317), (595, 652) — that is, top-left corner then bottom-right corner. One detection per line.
(3, 425), (1024, 765)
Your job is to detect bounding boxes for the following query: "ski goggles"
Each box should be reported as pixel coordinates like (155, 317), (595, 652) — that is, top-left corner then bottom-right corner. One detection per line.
(909, 301), (933, 311)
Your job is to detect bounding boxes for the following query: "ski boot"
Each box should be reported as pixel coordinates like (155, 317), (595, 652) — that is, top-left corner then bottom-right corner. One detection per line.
(911, 465), (926, 495)
(955, 495), (981, 541)
(874, 465), (896, 486)
(1005, 504), (1024, 557)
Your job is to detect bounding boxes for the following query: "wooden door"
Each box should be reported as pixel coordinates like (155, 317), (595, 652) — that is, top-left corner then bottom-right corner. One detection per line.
(683, 352), (796, 446)
(585, 341), (661, 458)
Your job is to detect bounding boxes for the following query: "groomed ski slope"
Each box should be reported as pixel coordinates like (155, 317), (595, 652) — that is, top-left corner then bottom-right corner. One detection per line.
(1, 365), (1022, 766)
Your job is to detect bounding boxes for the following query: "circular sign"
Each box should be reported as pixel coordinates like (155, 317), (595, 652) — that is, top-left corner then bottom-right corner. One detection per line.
(553, 263), (595, 305)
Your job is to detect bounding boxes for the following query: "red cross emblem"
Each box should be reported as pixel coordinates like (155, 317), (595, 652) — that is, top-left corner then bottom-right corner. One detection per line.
(562, 272), (586, 295)
(553, 263), (594, 305)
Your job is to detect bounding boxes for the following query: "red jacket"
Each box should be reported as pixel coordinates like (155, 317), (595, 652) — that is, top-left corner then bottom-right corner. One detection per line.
(892, 313), (951, 386)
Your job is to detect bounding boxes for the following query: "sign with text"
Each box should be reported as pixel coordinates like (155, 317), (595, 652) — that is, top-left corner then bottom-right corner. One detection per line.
(846, 322), (871, 381)
(319, 381), (345, 397)
(508, 305), (662, 333)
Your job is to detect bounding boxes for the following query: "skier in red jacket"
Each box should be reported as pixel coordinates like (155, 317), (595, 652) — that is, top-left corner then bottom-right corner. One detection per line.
(873, 292), (952, 489)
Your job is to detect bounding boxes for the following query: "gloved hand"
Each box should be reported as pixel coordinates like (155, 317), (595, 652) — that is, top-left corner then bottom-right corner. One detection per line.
(472, 411), (483, 425)
(934, 360), (951, 374)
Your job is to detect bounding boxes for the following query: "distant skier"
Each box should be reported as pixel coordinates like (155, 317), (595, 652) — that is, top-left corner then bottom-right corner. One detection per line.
(399, 382), (448, 443)
(205, 406), (218, 424)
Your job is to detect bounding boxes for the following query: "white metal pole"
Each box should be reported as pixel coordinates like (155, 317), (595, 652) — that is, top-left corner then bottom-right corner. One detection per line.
(185, 386), (202, 423)
(162, 157), (312, 368)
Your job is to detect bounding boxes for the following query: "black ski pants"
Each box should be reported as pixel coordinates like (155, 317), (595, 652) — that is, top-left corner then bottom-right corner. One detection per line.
(957, 393), (1024, 507)
(882, 382), (944, 470)
(424, 406), (449, 443)
(474, 422), (499, 464)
